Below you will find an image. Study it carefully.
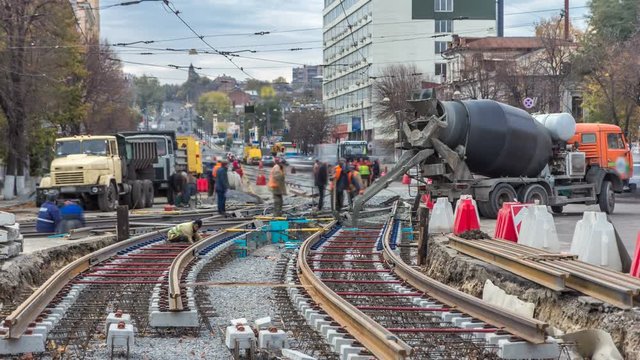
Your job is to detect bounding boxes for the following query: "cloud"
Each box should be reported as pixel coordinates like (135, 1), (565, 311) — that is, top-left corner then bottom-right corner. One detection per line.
(101, 0), (590, 84)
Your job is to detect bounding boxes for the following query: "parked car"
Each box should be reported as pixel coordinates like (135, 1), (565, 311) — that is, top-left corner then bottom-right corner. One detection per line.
(261, 155), (275, 167)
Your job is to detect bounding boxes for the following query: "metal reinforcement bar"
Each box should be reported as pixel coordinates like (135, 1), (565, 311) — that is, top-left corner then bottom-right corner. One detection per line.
(298, 221), (412, 360)
(447, 235), (640, 309)
(3, 230), (168, 339)
(168, 220), (256, 311)
(384, 219), (549, 344)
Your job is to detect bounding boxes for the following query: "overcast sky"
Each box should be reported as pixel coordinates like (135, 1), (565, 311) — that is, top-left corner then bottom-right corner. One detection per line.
(100, 0), (590, 84)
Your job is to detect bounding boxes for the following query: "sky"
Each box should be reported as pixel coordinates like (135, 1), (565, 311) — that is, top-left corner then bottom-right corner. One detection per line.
(99, 0), (590, 84)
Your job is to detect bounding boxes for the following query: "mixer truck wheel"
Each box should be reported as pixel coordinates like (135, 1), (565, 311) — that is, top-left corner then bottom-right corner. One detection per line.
(98, 183), (118, 212)
(143, 180), (154, 208)
(519, 184), (548, 205)
(486, 183), (517, 219)
(551, 206), (564, 214)
(598, 180), (615, 214)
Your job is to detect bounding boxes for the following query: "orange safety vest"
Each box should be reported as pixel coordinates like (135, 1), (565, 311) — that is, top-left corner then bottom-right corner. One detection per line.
(212, 163), (221, 178)
(268, 165), (280, 189)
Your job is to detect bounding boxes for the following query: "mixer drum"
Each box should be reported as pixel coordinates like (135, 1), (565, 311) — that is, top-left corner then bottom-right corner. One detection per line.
(435, 100), (553, 178)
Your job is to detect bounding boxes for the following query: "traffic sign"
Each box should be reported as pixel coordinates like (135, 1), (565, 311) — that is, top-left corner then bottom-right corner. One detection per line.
(523, 97), (535, 109)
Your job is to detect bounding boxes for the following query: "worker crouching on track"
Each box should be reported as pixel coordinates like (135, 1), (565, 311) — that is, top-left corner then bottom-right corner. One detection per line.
(167, 219), (203, 244)
(269, 157), (287, 217)
(36, 193), (61, 233)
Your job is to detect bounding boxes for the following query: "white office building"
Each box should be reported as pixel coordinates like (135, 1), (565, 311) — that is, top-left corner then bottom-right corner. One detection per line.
(323, 0), (497, 144)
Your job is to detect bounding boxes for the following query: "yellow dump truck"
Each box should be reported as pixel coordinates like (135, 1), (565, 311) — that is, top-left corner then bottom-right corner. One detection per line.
(243, 144), (262, 165)
(176, 136), (203, 176)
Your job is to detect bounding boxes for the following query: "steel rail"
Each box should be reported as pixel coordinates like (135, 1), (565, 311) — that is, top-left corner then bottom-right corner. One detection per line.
(298, 220), (413, 360)
(167, 219), (256, 311)
(447, 235), (640, 309)
(383, 211), (549, 344)
(3, 229), (168, 339)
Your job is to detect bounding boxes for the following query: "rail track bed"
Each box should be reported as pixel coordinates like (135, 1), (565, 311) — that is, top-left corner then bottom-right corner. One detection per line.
(297, 203), (560, 359)
(0, 216), (255, 357)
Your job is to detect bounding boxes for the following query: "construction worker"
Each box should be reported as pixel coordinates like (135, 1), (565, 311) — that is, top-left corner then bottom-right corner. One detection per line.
(215, 160), (229, 214)
(268, 157), (287, 217)
(57, 200), (86, 233)
(36, 193), (61, 233)
(207, 159), (217, 197)
(347, 165), (364, 207)
(359, 161), (370, 187)
(167, 219), (203, 243)
(332, 161), (348, 212)
(314, 161), (328, 211)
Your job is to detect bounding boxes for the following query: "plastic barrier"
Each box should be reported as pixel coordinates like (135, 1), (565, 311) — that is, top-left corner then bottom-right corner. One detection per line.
(494, 202), (521, 242)
(196, 178), (208, 193)
(631, 233), (640, 278)
(569, 212), (598, 257)
(518, 205), (560, 252)
(421, 194), (434, 210)
(256, 172), (267, 186)
(455, 195), (481, 223)
(453, 197), (480, 235)
(429, 197), (454, 234)
(570, 212), (622, 271)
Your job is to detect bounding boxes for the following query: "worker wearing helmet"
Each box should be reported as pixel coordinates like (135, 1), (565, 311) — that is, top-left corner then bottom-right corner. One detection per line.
(167, 219), (203, 243)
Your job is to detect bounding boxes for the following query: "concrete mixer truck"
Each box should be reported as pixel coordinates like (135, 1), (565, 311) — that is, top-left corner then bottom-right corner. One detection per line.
(352, 93), (632, 222)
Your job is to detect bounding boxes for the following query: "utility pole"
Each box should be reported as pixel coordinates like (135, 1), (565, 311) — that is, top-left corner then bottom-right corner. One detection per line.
(564, 0), (570, 41)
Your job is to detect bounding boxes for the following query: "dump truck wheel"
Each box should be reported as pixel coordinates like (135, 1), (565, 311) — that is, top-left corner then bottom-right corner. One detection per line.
(143, 180), (154, 208)
(131, 180), (145, 209)
(98, 183), (118, 212)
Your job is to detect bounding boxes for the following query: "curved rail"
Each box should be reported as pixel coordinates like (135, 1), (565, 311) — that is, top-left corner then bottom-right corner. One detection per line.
(168, 220), (256, 311)
(3, 229), (166, 339)
(381, 205), (549, 344)
(297, 221), (413, 360)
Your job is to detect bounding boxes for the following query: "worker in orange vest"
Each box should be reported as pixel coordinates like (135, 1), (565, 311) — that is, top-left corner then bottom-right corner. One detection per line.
(268, 157), (287, 217)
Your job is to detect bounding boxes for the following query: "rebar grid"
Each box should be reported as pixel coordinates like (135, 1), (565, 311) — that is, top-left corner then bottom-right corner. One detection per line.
(312, 229), (499, 359)
(271, 254), (339, 360)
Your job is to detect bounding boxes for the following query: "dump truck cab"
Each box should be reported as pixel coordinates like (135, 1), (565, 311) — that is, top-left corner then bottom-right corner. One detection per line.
(243, 144), (262, 165)
(37, 136), (123, 210)
(570, 123), (633, 193)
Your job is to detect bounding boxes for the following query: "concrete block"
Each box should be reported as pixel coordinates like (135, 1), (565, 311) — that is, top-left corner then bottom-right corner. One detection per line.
(105, 312), (131, 334)
(31, 325), (48, 337)
(254, 317), (271, 330)
(258, 329), (287, 349)
(452, 317), (473, 327)
(230, 318), (248, 326)
(497, 337), (560, 359)
(225, 325), (255, 350)
(107, 323), (134, 348)
(281, 348), (316, 360)
(149, 310), (198, 327)
(441, 312), (459, 322)
(0, 334), (45, 354)
(0, 212), (15, 226)
(485, 333), (513, 345)
(320, 325), (340, 338)
(341, 345), (366, 359)
(0, 242), (22, 259)
(347, 354), (375, 360)
(331, 336), (354, 353)
(313, 319), (331, 332)
(1, 224), (20, 241)
(0, 230), (7, 243)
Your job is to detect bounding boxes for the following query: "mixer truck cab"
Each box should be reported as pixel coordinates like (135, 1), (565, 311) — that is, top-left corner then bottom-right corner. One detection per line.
(570, 123), (632, 195)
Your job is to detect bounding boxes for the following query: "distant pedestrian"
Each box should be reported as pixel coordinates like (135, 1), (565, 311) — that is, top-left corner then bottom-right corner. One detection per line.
(313, 160), (320, 178)
(315, 161), (328, 211)
(207, 160), (216, 197)
(268, 158), (287, 217)
(36, 194), (61, 233)
(215, 160), (229, 214)
(168, 171), (186, 206)
(57, 200), (85, 233)
(167, 219), (203, 244)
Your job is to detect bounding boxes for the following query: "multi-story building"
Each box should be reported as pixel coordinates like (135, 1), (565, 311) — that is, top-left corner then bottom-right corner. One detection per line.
(70, 0), (100, 42)
(292, 65), (324, 89)
(322, 0), (497, 143)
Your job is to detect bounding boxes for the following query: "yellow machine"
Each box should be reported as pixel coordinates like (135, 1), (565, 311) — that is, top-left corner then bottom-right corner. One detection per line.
(243, 144), (262, 165)
(176, 136), (203, 176)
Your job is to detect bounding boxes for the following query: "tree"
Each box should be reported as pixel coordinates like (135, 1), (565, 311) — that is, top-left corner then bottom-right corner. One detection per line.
(373, 64), (426, 136)
(196, 91), (232, 133)
(273, 76), (287, 84)
(260, 85), (276, 99)
(132, 75), (164, 117)
(573, 0), (639, 136)
(287, 109), (332, 154)
(83, 43), (137, 134)
(244, 79), (270, 92)
(0, 0), (85, 198)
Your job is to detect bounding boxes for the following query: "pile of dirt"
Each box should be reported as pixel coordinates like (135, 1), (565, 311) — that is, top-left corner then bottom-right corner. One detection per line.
(0, 235), (117, 309)
(422, 235), (640, 359)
